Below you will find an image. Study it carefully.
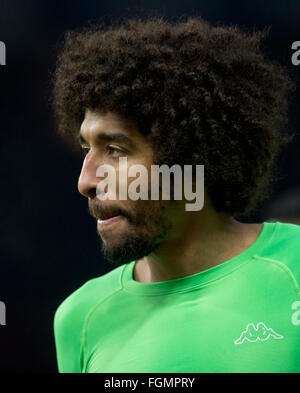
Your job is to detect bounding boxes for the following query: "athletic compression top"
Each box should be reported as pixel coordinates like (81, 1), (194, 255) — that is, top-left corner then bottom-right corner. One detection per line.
(54, 221), (300, 373)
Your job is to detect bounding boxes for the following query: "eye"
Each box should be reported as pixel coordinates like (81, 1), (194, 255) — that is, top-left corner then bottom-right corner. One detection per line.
(106, 145), (125, 158)
(80, 145), (126, 158)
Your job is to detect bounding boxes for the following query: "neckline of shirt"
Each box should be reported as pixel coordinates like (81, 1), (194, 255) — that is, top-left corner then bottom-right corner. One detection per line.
(121, 221), (279, 296)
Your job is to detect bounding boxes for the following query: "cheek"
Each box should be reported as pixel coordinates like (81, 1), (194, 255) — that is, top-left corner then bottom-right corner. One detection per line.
(116, 159), (152, 200)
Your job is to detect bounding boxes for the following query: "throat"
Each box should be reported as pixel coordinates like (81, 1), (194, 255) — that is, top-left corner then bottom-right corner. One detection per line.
(133, 222), (263, 283)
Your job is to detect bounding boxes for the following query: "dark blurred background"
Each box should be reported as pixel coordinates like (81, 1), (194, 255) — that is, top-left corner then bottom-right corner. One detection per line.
(0, 0), (299, 373)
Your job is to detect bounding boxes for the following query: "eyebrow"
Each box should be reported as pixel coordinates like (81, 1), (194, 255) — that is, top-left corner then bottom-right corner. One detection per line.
(78, 131), (137, 149)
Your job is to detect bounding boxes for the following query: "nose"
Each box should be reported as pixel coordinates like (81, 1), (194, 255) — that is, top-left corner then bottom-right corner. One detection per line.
(77, 153), (99, 199)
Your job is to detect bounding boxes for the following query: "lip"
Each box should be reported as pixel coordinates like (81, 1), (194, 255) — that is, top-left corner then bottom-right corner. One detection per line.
(97, 215), (123, 229)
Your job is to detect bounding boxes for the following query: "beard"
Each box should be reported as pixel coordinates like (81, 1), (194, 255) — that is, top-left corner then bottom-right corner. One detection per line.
(101, 225), (167, 267)
(89, 198), (174, 267)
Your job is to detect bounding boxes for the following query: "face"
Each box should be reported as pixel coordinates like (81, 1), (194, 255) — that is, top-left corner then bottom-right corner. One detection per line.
(78, 109), (178, 266)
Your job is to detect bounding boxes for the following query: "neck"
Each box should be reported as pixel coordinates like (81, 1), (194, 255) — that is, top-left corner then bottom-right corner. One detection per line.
(134, 201), (263, 283)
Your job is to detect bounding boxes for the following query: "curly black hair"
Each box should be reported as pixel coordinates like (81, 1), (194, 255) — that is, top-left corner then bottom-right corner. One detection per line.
(52, 16), (295, 217)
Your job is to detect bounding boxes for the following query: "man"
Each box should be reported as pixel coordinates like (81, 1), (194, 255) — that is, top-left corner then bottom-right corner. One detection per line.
(52, 16), (300, 373)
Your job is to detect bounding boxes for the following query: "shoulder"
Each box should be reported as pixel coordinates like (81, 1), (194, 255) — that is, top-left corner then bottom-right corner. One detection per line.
(54, 264), (125, 328)
(272, 220), (300, 240)
(266, 221), (300, 259)
(254, 221), (300, 292)
(53, 264), (127, 372)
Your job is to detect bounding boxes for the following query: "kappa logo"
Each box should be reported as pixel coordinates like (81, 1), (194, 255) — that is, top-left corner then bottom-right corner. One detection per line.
(234, 322), (284, 344)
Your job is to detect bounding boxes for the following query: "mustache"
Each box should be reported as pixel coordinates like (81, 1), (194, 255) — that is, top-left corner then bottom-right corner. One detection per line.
(88, 199), (131, 221)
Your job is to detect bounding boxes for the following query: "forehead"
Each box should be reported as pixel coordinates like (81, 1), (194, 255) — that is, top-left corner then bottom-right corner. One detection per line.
(80, 109), (143, 142)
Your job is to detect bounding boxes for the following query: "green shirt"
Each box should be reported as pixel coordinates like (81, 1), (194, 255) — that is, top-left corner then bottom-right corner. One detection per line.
(54, 221), (300, 373)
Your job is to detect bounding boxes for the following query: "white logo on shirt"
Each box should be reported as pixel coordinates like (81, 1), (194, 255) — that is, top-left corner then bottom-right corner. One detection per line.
(234, 322), (284, 344)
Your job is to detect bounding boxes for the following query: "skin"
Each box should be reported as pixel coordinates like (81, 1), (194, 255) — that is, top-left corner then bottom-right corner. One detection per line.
(78, 109), (263, 283)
